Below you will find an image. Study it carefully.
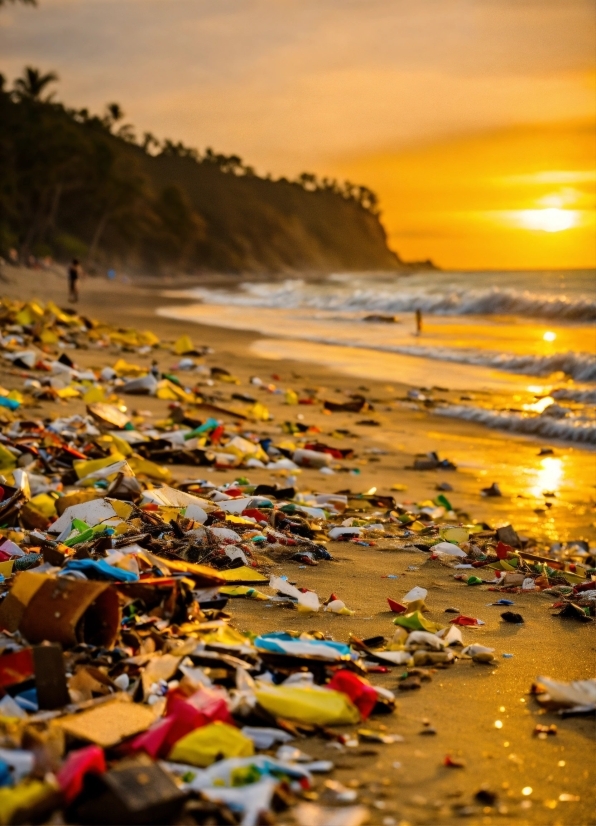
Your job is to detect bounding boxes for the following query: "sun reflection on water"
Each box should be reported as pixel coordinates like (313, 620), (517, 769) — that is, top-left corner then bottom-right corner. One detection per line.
(530, 457), (564, 498)
(522, 396), (554, 414)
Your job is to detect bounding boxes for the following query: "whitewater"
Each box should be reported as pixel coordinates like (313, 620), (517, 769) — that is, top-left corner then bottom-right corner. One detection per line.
(160, 268), (595, 445)
(179, 270), (596, 322)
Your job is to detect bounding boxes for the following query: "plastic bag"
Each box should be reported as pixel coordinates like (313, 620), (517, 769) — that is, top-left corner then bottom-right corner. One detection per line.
(168, 722), (254, 767)
(255, 683), (360, 726)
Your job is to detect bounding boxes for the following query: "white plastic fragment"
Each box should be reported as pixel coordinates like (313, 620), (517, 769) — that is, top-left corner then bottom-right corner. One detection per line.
(402, 586), (428, 603)
(432, 542), (468, 557)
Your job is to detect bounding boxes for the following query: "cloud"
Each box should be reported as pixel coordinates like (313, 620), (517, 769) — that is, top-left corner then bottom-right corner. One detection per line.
(1, 0), (594, 175)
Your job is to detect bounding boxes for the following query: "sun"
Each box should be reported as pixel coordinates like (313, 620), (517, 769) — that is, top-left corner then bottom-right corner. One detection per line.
(519, 208), (576, 233)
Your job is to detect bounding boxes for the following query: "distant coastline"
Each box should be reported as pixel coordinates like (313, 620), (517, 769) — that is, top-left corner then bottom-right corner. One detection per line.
(0, 68), (417, 277)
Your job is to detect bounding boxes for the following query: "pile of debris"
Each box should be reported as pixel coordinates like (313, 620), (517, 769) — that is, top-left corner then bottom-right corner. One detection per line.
(0, 298), (592, 824)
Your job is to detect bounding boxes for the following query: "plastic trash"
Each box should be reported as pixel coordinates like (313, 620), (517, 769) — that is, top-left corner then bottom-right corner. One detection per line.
(532, 677), (596, 713)
(432, 542), (467, 557)
(269, 575), (320, 612)
(168, 722), (254, 767)
(326, 671), (379, 719)
(254, 683), (360, 726)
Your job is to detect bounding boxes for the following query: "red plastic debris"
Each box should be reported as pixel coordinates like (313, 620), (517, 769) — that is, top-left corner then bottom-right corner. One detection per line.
(443, 754), (466, 768)
(387, 598), (407, 614)
(496, 541), (513, 560)
(242, 509), (269, 522)
(56, 745), (106, 804)
(449, 615), (482, 626)
(210, 425), (224, 445)
(327, 670), (377, 719)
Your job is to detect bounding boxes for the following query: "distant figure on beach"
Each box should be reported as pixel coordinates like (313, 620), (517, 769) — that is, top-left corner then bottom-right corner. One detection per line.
(68, 258), (81, 302)
(415, 308), (422, 335)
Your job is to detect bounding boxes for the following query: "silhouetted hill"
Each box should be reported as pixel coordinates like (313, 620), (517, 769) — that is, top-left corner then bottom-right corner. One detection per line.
(146, 154), (400, 273)
(0, 72), (407, 275)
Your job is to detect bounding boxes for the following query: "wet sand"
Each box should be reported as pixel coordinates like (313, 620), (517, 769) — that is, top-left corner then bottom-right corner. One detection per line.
(2, 266), (594, 825)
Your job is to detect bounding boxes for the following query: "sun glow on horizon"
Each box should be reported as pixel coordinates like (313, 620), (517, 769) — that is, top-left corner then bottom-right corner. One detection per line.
(517, 207), (577, 233)
(335, 121), (595, 268)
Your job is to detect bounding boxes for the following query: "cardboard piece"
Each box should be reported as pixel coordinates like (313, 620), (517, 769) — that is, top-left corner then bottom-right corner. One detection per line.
(0, 572), (120, 648)
(87, 403), (131, 430)
(57, 696), (156, 748)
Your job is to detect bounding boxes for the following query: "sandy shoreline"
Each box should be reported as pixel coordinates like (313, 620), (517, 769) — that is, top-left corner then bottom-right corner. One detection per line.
(1, 265), (594, 825)
(7, 266), (595, 540)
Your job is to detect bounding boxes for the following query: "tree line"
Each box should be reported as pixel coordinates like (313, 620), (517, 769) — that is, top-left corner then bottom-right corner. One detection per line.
(0, 67), (383, 273)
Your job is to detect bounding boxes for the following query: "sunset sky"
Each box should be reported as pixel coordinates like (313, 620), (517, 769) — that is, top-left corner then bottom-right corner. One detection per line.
(1, 0), (594, 269)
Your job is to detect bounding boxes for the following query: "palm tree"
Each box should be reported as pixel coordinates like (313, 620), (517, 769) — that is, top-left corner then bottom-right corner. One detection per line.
(103, 102), (124, 130)
(13, 66), (58, 102)
(141, 132), (160, 154)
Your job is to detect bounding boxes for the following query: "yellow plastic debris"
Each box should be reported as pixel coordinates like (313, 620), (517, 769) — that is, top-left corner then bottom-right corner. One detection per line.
(219, 585), (269, 600)
(197, 626), (252, 648)
(255, 684), (360, 726)
(112, 359), (146, 377)
(0, 780), (55, 826)
(225, 514), (258, 526)
(217, 566), (268, 583)
(155, 380), (194, 403)
(56, 386), (81, 400)
(285, 389), (298, 405)
(0, 444), (17, 471)
(128, 457), (171, 481)
(440, 526), (468, 544)
(393, 610), (443, 634)
(46, 300), (77, 324)
(82, 386), (106, 404)
(0, 560), (14, 578)
(73, 453), (126, 479)
(173, 334), (195, 355)
(28, 493), (58, 519)
(248, 402), (270, 421)
(168, 722), (254, 767)
(138, 330), (160, 347)
(39, 328), (59, 345)
(97, 434), (133, 458)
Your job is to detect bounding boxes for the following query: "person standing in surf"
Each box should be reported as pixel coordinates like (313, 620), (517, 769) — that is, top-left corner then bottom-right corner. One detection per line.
(67, 258), (82, 302)
(415, 308), (423, 335)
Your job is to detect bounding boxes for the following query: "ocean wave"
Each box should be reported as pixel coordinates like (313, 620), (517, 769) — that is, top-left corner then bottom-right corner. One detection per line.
(191, 280), (596, 321)
(436, 405), (596, 444)
(552, 387), (596, 404)
(298, 337), (596, 382)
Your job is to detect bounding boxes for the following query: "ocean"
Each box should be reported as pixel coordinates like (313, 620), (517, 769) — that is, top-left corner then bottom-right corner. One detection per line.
(159, 268), (596, 446)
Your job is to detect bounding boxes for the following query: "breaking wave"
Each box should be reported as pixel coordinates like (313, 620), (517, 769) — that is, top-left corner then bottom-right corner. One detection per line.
(436, 405), (596, 445)
(297, 337), (596, 382)
(191, 280), (596, 322)
(551, 387), (596, 404)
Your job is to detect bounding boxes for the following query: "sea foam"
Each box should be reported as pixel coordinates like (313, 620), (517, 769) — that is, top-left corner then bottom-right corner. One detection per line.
(435, 405), (596, 444)
(192, 280), (596, 322)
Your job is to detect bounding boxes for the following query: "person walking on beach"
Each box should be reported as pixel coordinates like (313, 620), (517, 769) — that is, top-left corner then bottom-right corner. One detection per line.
(415, 308), (423, 335)
(68, 258), (81, 302)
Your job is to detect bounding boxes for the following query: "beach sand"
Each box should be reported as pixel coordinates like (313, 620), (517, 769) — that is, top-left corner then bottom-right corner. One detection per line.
(2, 265), (594, 825)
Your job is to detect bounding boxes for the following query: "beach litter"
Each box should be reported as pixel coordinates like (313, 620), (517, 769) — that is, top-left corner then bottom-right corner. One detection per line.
(0, 297), (592, 823)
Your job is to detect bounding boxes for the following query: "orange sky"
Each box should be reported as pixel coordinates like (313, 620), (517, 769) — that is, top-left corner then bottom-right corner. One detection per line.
(332, 118), (596, 269)
(1, 0), (595, 269)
